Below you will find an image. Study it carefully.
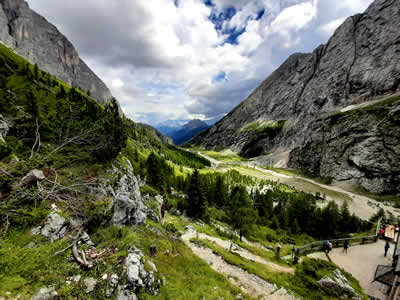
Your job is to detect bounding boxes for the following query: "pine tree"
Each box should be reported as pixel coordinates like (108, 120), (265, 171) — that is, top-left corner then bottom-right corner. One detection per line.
(187, 170), (207, 220)
(271, 215), (280, 230)
(290, 218), (301, 234)
(57, 85), (66, 99)
(33, 63), (39, 78)
(214, 175), (228, 208)
(229, 186), (257, 241)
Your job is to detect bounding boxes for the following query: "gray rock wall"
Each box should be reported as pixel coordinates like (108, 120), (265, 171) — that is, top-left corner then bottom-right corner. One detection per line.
(194, 0), (400, 193)
(289, 96), (400, 194)
(0, 0), (112, 104)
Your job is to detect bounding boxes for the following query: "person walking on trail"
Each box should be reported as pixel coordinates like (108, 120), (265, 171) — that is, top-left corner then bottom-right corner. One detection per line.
(384, 241), (390, 257)
(276, 243), (282, 258)
(161, 202), (167, 219)
(343, 240), (349, 254)
(324, 241), (333, 253)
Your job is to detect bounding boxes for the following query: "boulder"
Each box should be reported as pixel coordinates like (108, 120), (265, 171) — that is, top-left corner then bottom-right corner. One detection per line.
(318, 269), (360, 298)
(143, 194), (163, 222)
(116, 286), (137, 300)
(79, 231), (95, 248)
(31, 286), (58, 300)
(0, 115), (9, 142)
(112, 173), (147, 226)
(106, 274), (119, 297)
(20, 169), (46, 187)
(84, 277), (97, 294)
(31, 211), (67, 242)
(123, 248), (160, 294)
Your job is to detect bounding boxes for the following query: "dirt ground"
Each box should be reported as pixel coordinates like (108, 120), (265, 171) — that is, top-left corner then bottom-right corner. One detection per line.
(309, 240), (394, 299)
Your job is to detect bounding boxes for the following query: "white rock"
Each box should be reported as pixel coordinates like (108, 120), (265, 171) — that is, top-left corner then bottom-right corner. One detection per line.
(31, 286), (58, 300)
(84, 277), (97, 294)
(31, 212), (67, 242)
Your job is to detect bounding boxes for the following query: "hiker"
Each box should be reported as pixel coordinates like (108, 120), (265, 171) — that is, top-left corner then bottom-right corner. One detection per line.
(276, 243), (282, 258)
(161, 202), (167, 219)
(379, 228), (385, 239)
(343, 240), (349, 254)
(325, 241), (333, 253)
(384, 241), (390, 257)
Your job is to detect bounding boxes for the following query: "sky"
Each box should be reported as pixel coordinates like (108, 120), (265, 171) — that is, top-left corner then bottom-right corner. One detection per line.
(27, 0), (374, 126)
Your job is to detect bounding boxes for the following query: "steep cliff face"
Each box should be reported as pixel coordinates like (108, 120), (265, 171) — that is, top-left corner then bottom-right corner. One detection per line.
(192, 0), (400, 193)
(289, 96), (400, 194)
(0, 0), (112, 104)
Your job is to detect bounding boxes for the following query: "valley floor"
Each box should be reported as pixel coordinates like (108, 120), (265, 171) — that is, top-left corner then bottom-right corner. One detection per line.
(196, 152), (400, 220)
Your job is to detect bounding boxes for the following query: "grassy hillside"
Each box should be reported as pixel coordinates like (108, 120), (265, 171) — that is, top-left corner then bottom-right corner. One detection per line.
(0, 43), (370, 299)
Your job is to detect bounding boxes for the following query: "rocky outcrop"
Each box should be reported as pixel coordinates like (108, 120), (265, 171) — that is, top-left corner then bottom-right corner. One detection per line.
(117, 248), (160, 298)
(289, 96), (400, 194)
(19, 169), (45, 187)
(111, 160), (147, 226)
(31, 286), (58, 300)
(31, 210), (67, 242)
(0, 114), (9, 142)
(193, 0), (400, 193)
(0, 0), (112, 104)
(318, 269), (361, 299)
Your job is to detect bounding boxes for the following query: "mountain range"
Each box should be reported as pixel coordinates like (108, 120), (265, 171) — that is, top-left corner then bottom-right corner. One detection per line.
(190, 0), (400, 195)
(157, 119), (210, 145)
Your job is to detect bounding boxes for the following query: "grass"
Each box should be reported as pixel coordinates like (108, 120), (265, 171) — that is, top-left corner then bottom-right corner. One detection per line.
(199, 149), (248, 163)
(95, 223), (249, 300)
(239, 120), (285, 135)
(190, 237), (367, 299)
(351, 186), (400, 206)
(0, 228), (72, 298)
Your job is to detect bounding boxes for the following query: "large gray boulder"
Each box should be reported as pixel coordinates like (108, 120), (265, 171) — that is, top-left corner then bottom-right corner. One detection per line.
(31, 211), (67, 242)
(31, 286), (58, 300)
(318, 269), (361, 299)
(111, 160), (147, 226)
(122, 248), (160, 295)
(112, 174), (147, 226)
(0, 0), (112, 104)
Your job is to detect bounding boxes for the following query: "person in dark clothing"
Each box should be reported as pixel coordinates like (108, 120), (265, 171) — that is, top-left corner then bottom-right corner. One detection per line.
(161, 203), (167, 218)
(343, 240), (349, 254)
(385, 241), (390, 257)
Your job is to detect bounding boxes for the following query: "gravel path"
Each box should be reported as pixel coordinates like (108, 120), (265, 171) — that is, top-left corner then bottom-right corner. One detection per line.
(308, 240), (393, 299)
(194, 231), (294, 274)
(182, 227), (297, 299)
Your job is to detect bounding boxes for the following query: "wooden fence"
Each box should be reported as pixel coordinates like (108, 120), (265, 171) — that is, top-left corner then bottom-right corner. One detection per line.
(296, 235), (378, 256)
(296, 220), (382, 256)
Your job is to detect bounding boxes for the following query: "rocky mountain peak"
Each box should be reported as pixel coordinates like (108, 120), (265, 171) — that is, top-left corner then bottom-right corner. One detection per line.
(184, 119), (208, 130)
(192, 0), (400, 194)
(0, 0), (113, 104)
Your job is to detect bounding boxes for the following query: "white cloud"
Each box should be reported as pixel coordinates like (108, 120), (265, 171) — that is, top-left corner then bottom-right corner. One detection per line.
(27, 0), (374, 125)
(319, 17), (346, 37)
(111, 79), (124, 89)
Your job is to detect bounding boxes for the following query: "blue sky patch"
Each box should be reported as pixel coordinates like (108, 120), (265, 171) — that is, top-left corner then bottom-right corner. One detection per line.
(203, 0), (215, 7)
(256, 8), (265, 20)
(209, 7), (236, 31)
(213, 71), (227, 83)
(223, 27), (246, 45)
(138, 82), (179, 94)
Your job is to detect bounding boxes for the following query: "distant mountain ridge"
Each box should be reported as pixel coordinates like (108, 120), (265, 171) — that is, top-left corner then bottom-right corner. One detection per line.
(0, 0), (112, 104)
(190, 0), (400, 194)
(157, 119), (210, 145)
